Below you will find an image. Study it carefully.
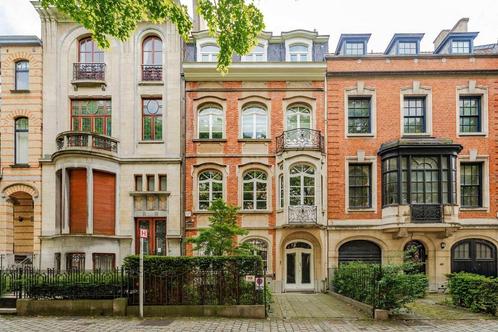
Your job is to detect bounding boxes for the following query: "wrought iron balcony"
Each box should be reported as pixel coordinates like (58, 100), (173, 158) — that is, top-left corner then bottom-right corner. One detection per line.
(142, 65), (163, 81)
(288, 205), (317, 224)
(410, 204), (443, 223)
(276, 128), (324, 154)
(73, 62), (105, 81)
(55, 131), (118, 154)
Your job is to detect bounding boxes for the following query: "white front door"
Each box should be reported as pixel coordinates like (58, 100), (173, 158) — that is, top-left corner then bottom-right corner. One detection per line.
(285, 241), (314, 291)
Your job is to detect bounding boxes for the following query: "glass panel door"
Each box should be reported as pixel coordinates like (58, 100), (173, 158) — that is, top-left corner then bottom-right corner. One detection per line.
(301, 253), (311, 284)
(286, 253), (296, 284)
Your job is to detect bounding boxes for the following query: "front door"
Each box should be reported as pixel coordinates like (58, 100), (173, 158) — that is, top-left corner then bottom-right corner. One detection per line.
(285, 241), (313, 291)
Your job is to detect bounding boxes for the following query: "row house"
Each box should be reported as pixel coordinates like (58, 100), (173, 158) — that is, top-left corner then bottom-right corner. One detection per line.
(183, 29), (329, 292)
(34, 3), (184, 270)
(327, 18), (498, 290)
(0, 36), (43, 268)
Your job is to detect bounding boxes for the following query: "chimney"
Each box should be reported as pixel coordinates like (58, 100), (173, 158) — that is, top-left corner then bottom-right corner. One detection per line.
(434, 18), (469, 50)
(192, 0), (207, 32)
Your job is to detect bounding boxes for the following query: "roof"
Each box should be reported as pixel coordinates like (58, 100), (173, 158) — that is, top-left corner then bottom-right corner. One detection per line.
(0, 35), (42, 46)
(335, 34), (371, 55)
(378, 138), (463, 156)
(384, 33), (425, 54)
(474, 43), (498, 55)
(433, 31), (478, 54)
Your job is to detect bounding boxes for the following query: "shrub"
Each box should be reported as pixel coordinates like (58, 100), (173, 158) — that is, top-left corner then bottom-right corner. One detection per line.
(333, 262), (427, 311)
(447, 272), (498, 314)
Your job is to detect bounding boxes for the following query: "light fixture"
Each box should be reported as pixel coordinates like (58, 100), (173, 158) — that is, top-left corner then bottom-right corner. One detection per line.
(18, 216), (24, 222)
(440, 242), (446, 249)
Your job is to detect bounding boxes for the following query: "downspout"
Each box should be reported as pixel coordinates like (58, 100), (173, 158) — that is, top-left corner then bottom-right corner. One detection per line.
(180, 57), (186, 256)
(324, 62), (330, 290)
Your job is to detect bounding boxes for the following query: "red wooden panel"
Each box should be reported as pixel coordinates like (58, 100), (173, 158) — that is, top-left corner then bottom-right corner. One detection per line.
(69, 169), (87, 234)
(93, 171), (116, 235)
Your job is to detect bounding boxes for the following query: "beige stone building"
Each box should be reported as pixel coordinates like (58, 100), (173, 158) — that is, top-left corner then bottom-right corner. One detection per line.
(34, 3), (183, 270)
(0, 35), (43, 268)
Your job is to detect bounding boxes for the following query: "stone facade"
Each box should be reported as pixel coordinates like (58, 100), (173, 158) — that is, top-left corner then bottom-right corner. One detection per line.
(0, 36), (43, 268)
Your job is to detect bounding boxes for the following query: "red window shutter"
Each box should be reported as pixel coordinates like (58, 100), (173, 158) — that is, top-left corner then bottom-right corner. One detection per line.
(93, 171), (116, 235)
(69, 169), (87, 234)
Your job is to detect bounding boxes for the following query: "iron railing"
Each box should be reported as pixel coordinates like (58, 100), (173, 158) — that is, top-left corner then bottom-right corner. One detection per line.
(410, 204), (443, 223)
(56, 131), (118, 154)
(73, 62), (106, 81)
(276, 128), (324, 154)
(142, 65), (162, 81)
(288, 205), (317, 224)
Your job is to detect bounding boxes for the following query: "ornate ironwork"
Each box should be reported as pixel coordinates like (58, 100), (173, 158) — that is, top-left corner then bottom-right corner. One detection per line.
(142, 65), (163, 81)
(73, 62), (106, 81)
(410, 204), (443, 223)
(56, 131), (118, 154)
(276, 128), (324, 154)
(288, 205), (317, 224)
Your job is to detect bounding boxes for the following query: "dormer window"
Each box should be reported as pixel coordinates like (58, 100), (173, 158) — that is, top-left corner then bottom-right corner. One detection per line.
(289, 44), (309, 62)
(398, 42), (417, 55)
(200, 44), (219, 62)
(345, 42), (365, 56)
(452, 40), (471, 54)
(243, 44), (266, 62)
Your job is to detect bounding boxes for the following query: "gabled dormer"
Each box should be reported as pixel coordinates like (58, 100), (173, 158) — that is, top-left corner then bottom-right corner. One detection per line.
(433, 18), (479, 55)
(335, 34), (371, 56)
(384, 33), (424, 56)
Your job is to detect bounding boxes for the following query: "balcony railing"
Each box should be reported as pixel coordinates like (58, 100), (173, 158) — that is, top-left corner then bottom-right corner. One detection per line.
(56, 131), (118, 154)
(410, 204), (443, 223)
(288, 205), (317, 224)
(142, 65), (163, 81)
(276, 128), (324, 154)
(73, 62), (106, 81)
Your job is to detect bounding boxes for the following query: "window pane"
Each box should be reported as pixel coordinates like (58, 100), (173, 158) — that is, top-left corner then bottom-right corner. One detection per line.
(404, 97), (426, 134)
(460, 163), (482, 208)
(349, 164), (371, 208)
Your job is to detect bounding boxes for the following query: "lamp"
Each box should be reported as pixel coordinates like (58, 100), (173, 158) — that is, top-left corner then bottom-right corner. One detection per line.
(440, 242), (446, 249)
(18, 216), (24, 222)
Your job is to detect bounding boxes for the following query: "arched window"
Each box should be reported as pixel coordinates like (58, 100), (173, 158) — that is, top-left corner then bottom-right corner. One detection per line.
(200, 44), (220, 62)
(289, 44), (309, 62)
(243, 44), (265, 62)
(244, 238), (269, 271)
(286, 105), (311, 130)
(289, 164), (315, 206)
(78, 37), (104, 63)
(15, 117), (29, 164)
(142, 36), (163, 81)
(242, 106), (267, 139)
(339, 240), (381, 264)
(198, 106), (223, 139)
(243, 170), (267, 210)
(452, 239), (497, 277)
(15, 61), (29, 90)
(198, 170), (223, 210)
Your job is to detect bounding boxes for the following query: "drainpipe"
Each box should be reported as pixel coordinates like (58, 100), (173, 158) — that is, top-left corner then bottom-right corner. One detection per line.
(180, 52), (186, 256)
(324, 64), (330, 290)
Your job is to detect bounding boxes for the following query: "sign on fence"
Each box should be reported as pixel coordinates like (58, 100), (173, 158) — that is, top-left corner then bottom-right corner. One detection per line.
(255, 277), (264, 290)
(245, 275), (255, 282)
(140, 229), (148, 238)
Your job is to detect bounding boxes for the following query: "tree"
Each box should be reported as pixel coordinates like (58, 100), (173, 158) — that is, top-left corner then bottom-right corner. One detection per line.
(187, 199), (253, 256)
(40, 0), (265, 72)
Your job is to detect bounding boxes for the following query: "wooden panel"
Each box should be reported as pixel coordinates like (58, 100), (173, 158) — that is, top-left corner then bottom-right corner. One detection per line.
(93, 170), (116, 235)
(13, 192), (34, 254)
(69, 169), (87, 234)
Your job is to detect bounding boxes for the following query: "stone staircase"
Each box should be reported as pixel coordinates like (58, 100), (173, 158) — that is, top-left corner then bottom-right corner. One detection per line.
(0, 295), (17, 315)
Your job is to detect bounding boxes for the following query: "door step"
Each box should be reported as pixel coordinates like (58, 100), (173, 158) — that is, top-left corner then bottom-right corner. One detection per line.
(0, 297), (17, 308)
(0, 308), (16, 315)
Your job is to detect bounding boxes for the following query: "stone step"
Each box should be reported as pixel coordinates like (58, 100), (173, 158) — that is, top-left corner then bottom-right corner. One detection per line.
(0, 297), (17, 308)
(0, 308), (16, 315)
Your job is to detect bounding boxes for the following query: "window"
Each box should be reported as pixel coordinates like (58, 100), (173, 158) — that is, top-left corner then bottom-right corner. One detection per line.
(349, 164), (372, 209)
(198, 106), (223, 139)
(452, 40), (471, 54)
(289, 164), (315, 206)
(279, 174), (284, 208)
(459, 96), (481, 133)
(403, 97), (426, 134)
(159, 175), (167, 191)
(286, 105), (311, 130)
(242, 106), (267, 139)
(93, 253), (115, 271)
(142, 36), (162, 81)
(15, 117), (29, 164)
(15, 60), (29, 90)
(382, 158), (398, 205)
(54, 253), (61, 273)
(71, 99), (112, 136)
(460, 163), (482, 208)
(289, 44), (309, 62)
(244, 239), (269, 271)
(243, 44), (265, 61)
(398, 42), (417, 55)
(452, 239), (497, 277)
(147, 175), (155, 191)
(348, 97), (371, 134)
(136, 219), (166, 255)
(345, 42), (365, 56)
(66, 253), (85, 271)
(79, 37), (104, 63)
(142, 98), (163, 141)
(198, 170), (223, 210)
(134, 175), (143, 191)
(200, 44), (219, 62)
(243, 170), (268, 210)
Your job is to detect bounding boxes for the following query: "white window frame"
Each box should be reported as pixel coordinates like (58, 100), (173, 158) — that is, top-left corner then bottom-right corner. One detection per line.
(241, 106), (268, 139)
(457, 155), (489, 212)
(241, 41), (268, 62)
(285, 38), (312, 62)
(198, 169), (223, 210)
(242, 170), (268, 211)
(197, 38), (220, 62)
(456, 82), (488, 137)
(197, 106), (224, 139)
(289, 163), (315, 206)
(400, 82), (432, 137)
(286, 105), (312, 130)
(344, 82), (376, 137)
(345, 156), (377, 213)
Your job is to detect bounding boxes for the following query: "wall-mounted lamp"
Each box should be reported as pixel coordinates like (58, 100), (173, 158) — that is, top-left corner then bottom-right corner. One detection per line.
(18, 216), (24, 223)
(440, 242), (446, 249)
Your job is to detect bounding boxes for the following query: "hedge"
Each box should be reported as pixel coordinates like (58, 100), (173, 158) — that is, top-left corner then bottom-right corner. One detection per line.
(448, 272), (498, 314)
(333, 262), (427, 311)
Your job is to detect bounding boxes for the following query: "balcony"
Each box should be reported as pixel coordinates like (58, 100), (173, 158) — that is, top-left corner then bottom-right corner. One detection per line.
(72, 63), (106, 88)
(288, 205), (317, 224)
(55, 131), (118, 155)
(410, 204), (443, 223)
(276, 128), (324, 154)
(142, 65), (163, 81)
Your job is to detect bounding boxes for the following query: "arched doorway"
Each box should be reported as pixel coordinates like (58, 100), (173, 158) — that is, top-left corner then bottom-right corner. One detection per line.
(338, 240), (381, 264)
(285, 241), (313, 290)
(451, 239), (497, 277)
(404, 240), (427, 274)
(9, 192), (35, 264)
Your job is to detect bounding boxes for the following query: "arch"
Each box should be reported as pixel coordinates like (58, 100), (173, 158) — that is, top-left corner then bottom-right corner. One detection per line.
(286, 104), (312, 130)
(198, 169), (223, 210)
(2, 184), (38, 199)
(338, 240), (381, 264)
(242, 169), (268, 210)
(197, 104), (224, 139)
(78, 36), (104, 63)
(451, 238), (497, 277)
(241, 104), (268, 139)
(142, 35), (163, 65)
(242, 237), (270, 272)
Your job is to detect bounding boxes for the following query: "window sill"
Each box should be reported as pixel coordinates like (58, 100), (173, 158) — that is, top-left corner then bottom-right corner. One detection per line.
(193, 210), (214, 214)
(348, 208), (375, 213)
(276, 208), (284, 213)
(239, 210), (272, 214)
(138, 140), (164, 144)
(10, 164), (30, 168)
(347, 133), (374, 138)
(192, 139), (227, 143)
(129, 191), (170, 196)
(402, 133), (431, 138)
(10, 89), (30, 93)
(459, 207), (488, 212)
(238, 138), (272, 143)
(138, 80), (164, 86)
(458, 132), (486, 137)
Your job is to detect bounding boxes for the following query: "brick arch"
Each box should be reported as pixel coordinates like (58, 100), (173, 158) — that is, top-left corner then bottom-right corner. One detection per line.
(2, 183), (39, 199)
(6, 52), (39, 65)
(7, 109), (34, 120)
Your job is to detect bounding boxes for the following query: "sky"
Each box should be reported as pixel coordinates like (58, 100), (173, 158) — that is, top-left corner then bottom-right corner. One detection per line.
(0, 0), (497, 52)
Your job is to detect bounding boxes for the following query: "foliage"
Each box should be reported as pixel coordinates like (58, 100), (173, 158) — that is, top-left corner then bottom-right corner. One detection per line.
(187, 199), (254, 256)
(40, 0), (265, 72)
(333, 262), (428, 311)
(447, 272), (498, 314)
